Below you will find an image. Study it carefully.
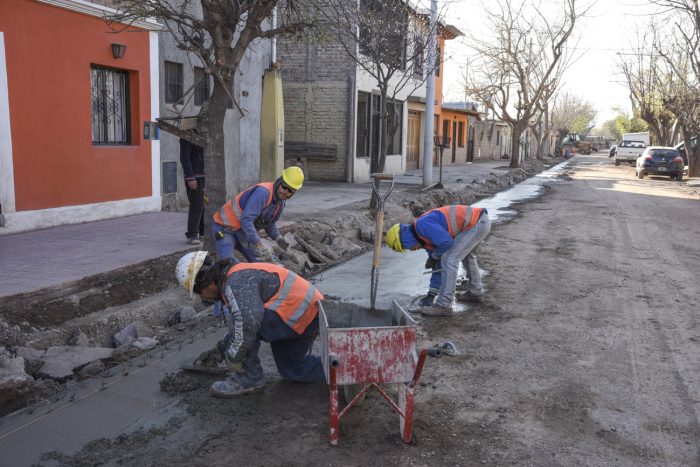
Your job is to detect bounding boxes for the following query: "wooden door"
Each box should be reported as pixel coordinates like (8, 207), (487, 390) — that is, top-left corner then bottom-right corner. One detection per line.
(406, 111), (421, 169)
(452, 121), (457, 162)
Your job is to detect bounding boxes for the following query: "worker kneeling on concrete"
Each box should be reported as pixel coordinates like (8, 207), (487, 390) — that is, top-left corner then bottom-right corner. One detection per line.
(176, 251), (326, 397)
(211, 166), (304, 264)
(385, 205), (491, 317)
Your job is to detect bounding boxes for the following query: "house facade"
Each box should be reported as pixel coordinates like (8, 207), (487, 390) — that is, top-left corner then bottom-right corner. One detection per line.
(157, 4), (271, 211)
(279, 5), (462, 183)
(0, 0), (161, 234)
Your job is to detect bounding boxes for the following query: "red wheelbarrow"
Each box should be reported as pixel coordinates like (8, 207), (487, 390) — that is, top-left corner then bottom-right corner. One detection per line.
(319, 300), (441, 445)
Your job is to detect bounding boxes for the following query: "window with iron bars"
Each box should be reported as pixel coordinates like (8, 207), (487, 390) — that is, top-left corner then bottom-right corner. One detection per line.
(90, 65), (130, 145)
(164, 61), (183, 104)
(194, 67), (210, 106)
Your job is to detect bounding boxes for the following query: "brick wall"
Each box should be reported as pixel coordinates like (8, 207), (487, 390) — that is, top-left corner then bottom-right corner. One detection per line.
(278, 36), (354, 181)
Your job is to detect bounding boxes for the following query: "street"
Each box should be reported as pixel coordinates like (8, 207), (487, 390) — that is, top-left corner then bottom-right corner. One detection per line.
(13, 155), (697, 466)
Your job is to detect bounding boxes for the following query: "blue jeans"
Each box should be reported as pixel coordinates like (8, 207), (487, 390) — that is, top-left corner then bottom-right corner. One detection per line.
(212, 222), (261, 317)
(211, 222), (261, 262)
(235, 309), (324, 384)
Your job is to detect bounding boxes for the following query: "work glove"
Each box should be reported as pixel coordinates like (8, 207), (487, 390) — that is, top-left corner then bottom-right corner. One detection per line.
(195, 347), (224, 367)
(224, 358), (246, 373)
(425, 256), (437, 270)
(256, 243), (274, 262)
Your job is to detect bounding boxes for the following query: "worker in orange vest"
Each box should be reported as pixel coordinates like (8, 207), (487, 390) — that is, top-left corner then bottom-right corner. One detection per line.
(211, 166), (304, 264)
(386, 205), (491, 317)
(176, 251), (325, 397)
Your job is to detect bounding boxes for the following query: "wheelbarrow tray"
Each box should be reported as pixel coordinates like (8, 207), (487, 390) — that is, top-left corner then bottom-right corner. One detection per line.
(319, 300), (418, 385)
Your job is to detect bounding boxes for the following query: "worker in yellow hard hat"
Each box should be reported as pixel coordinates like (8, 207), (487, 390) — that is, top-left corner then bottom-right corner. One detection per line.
(210, 166), (304, 316)
(386, 204), (491, 317)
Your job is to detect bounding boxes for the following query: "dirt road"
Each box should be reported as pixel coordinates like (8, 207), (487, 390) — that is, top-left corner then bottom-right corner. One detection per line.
(46, 156), (700, 466)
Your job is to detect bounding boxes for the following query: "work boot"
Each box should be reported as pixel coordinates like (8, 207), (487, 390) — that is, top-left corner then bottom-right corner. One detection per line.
(210, 374), (265, 398)
(418, 292), (436, 307)
(420, 304), (454, 317)
(455, 289), (485, 303)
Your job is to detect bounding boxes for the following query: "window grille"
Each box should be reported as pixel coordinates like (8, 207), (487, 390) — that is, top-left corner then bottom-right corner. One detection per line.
(164, 61), (183, 104)
(90, 66), (130, 145)
(194, 67), (209, 106)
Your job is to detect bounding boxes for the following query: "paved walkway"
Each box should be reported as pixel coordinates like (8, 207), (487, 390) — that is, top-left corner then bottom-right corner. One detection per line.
(0, 161), (507, 298)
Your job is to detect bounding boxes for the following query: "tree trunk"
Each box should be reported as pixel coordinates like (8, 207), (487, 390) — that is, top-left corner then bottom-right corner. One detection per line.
(199, 74), (233, 253)
(682, 127), (698, 178)
(509, 121), (528, 168)
(370, 87), (390, 208)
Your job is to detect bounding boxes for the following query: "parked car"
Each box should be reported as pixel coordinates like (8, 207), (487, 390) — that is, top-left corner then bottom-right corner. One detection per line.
(615, 140), (647, 166)
(635, 146), (685, 181)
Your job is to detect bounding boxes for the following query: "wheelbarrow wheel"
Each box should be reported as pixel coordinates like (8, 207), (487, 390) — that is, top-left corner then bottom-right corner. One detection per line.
(342, 384), (366, 407)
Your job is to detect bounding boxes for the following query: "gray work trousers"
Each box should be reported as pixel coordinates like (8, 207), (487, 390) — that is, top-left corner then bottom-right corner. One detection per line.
(434, 214), (492, 307)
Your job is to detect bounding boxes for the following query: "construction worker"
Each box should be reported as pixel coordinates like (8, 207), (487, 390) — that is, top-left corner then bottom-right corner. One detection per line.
(385, 205), (491, 317)
(211, 166), (304, 263)
(175, 251), (326, 397)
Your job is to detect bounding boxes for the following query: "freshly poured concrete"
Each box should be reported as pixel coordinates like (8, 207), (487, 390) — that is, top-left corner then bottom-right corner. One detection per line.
(0, 331), (224, 466)
(314, 160), (571, 307)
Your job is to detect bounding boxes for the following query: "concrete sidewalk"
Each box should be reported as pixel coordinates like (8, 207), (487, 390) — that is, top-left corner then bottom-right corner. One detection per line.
(0, 161), (508, 298)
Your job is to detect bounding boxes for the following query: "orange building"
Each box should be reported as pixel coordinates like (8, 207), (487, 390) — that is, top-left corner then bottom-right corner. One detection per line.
(0, 0), (161, 233)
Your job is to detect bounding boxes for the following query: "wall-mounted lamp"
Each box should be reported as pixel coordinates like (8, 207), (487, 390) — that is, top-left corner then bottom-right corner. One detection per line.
(111, 43), (127, 59)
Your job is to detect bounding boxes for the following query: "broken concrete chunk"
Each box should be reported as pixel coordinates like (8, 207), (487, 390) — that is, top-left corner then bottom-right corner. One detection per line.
(330, 236), (363, 255)
(179, 305), (197, 323)
(359, 226), (374, 244)
(279, 233), (298, 250)
(68, 329), (90, 347)
(38, 346), (114, 380)
(78, 360), (105, 378)
(131, 337), (158, 351)
(15, 347), (45, 376)
(0, 348), (34, 406)
(113, 321), (154, 347)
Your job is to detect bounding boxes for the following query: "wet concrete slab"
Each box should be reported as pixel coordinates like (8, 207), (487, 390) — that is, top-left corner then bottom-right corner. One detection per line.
(0, 330), (224, 467)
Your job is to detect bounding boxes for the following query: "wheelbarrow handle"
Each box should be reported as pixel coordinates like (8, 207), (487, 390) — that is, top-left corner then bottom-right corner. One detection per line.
(370, 173), (394, 180)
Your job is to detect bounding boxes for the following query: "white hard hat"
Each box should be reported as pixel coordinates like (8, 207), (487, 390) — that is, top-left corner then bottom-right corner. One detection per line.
(175, 251), (208, 297)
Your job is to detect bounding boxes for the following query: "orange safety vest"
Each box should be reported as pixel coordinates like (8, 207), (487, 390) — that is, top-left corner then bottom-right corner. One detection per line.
(413, 205), (484, 248)
(226, 263), (324, 334)
(212, 182), (275, 230)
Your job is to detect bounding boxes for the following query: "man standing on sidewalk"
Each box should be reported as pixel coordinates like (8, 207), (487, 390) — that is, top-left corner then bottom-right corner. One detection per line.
(385, 205), (491, 317)
(180, 133), (205, 246)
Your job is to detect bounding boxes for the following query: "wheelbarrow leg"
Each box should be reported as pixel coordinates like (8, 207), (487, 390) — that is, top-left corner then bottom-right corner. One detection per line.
(398, 383), (415, 443)
(329, 366), (340, 446)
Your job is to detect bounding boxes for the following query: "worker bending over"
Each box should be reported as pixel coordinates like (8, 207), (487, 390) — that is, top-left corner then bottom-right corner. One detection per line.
(386, 205), (491, 317)
(212, 166), (304, 263)
(176, 251), (325, 397)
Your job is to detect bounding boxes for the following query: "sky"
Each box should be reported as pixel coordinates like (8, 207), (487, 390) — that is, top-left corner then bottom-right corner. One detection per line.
(440, 0), (661, 126)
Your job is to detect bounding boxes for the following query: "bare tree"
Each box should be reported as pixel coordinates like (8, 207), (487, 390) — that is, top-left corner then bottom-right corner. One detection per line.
(463, 0), (587, 167)
(108, 0), (314, 249)
(618, 30), (677, 146)
(551, 91), (596, 135)
(321, 0), (448, 176)
(649, 0), (700, 176)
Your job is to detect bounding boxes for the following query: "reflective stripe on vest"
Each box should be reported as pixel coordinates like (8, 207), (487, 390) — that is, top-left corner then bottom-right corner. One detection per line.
(226, 263), (323, 334)
(413, 205), (483, 247)
(212, 182), (275, 229)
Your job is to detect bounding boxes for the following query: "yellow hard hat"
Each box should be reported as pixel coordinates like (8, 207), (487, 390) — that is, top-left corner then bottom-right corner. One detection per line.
(386, 224), (405, 254)
(282, 166), (304, 190)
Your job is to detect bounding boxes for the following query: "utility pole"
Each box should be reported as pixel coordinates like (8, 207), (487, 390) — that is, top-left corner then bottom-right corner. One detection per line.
(422, 0), (437, 187)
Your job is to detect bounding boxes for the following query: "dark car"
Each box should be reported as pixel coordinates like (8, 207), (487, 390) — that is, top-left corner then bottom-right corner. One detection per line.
(635, 146), (685, 181)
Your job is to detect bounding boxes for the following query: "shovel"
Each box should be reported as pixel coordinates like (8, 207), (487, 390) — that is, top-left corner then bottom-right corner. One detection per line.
(369, 173), (395, 310)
